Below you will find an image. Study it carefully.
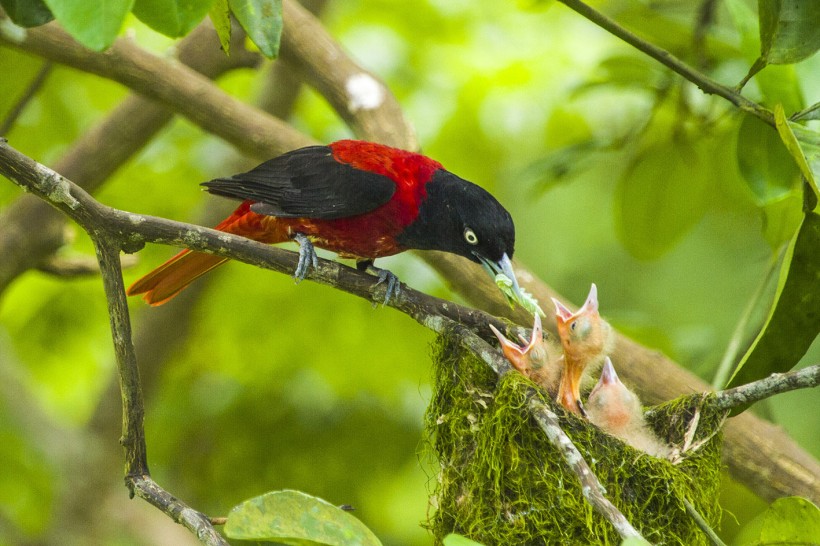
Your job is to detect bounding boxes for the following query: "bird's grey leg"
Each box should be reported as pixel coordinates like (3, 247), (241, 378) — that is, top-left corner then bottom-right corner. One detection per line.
(292, 233), (318, 282)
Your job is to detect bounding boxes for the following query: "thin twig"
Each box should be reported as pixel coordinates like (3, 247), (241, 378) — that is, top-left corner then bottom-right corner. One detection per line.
(714, 364), (820, 412)
(131, 476), (229, 546)
(556, 0), (775, 126)
(683, 498), (727, 546)
(0, 60), (52, 136)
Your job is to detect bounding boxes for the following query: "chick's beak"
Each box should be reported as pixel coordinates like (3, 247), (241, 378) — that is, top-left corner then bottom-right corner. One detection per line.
(599, 356), (619, 386)
(489, 314), (542, 374)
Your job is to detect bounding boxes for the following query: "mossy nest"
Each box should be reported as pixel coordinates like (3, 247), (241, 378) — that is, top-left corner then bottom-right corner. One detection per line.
(424, 334), (724, 545)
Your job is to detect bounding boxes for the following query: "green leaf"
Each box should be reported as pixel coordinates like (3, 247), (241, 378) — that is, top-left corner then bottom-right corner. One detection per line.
(725, 212), (820, 402)
(773, 104), (820, 207)
(132, 0), (214, 38)
(208, 0), (231, 54)
(228, 0), (282, 58)
(761, 189), (803, 250)
(41, 0), (134, 51)
(732, 497), (820, 545)
(615, 136), (710, 260)
(736, 114), (800, 205)
(755, 64), (804, 113)
(224, 490), (383, 545)
(0, 0), (54, 27)
(758, 0), (820, 65)
(444, 534), (486, 546)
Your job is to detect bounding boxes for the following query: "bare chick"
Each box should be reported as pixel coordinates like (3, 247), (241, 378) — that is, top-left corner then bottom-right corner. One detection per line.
(587, 357), (671, 459)
(552, 283), (615, 415)
(489, 314), (563, 392)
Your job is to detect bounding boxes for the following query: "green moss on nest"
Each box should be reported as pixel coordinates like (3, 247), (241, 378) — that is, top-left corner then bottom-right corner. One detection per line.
(425, 334), (724, 545)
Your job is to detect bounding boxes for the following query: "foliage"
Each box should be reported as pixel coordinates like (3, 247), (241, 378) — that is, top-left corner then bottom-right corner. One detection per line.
(0, 0), (283, 56)
(225, 489), (382, 545)
(0, 0), (818, 544)
(732, 496), (820, 545)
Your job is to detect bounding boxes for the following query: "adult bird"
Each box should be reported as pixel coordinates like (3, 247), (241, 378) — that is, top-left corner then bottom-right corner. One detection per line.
(127, 140), (521, 306)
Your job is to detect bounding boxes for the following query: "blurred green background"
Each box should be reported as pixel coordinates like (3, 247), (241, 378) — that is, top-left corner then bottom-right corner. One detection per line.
(0, 0), (818, 544)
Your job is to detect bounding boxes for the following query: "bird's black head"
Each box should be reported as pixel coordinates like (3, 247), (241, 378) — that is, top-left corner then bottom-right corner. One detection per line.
(397, 170), (519, 289)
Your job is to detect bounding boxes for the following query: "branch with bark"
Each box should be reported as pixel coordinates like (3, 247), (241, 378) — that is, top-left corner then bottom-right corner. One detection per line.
(0, 1), (818, 505)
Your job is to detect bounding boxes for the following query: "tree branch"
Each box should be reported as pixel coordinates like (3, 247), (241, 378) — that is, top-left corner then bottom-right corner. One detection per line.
(713, 364), (820, 412)
(0, 16), (313, 159)
(556, 0), (775, 125)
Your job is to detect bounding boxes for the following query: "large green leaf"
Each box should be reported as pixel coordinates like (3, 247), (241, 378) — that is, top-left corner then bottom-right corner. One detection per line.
(41, 0), (134, 51)
(736, 114), (801, 205)
(773, 104), (820, 208)
(225, 490), (383, 545)
(132, 0), (214, 38)
(615, 136), (710, 260)
(208, 0), (231, 54)
(725, 212), (820, 401)
(732, 497), (820, 545)
(228, 0), (281, 58)
(0, 0), (54, 27)
(758, 0), (820, 65)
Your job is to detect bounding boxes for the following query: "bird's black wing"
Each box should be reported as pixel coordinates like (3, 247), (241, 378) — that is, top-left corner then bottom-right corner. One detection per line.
(201, 145), (397, 219)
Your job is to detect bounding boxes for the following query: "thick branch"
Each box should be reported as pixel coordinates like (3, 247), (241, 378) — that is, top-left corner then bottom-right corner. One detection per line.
(0, 16), (313, 158)
(279, 0), (417, 149)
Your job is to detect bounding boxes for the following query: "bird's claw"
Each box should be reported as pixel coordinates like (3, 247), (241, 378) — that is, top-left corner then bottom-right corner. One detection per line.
(368, 266), (400, 306)
(292, 233), (318, 283)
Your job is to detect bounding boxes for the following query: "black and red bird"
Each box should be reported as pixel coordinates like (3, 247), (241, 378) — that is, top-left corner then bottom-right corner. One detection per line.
(127, 140), (521, 305)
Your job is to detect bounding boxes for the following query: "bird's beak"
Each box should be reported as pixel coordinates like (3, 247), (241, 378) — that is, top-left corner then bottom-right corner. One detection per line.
(599, 356), (618, 386)
(477, 252), (524, 301)
(489, 313), (542, 374)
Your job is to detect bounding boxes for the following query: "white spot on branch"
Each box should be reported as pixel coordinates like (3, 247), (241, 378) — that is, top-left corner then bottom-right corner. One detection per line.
(345, 73), (385, 112)
(0, 19), (27, 44)
(38, 166), (79, 209)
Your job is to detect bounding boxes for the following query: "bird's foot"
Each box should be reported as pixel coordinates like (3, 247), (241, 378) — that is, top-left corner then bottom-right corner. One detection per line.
(357, 260), (401, 306)
(292, 233), (318, 283)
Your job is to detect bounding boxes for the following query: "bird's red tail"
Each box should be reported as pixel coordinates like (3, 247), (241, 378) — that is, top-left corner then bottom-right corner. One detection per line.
(126, 250), (229, 306)
(127, 201), (287, 306)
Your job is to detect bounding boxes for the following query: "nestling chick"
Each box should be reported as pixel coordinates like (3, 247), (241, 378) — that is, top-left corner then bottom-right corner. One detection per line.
(552, 283), (614, 415)
(489, 314), (563, 391)
(587, 357), (671, 459)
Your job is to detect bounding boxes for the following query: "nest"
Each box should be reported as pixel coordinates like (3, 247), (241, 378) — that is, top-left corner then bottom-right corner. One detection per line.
(424, 334), (723, 545)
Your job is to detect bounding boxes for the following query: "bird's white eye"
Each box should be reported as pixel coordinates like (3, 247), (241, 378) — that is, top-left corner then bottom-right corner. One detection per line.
(464, 228), (479, 245)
